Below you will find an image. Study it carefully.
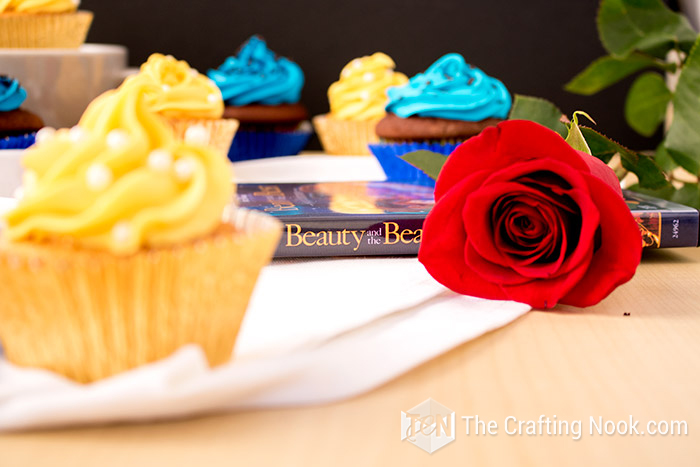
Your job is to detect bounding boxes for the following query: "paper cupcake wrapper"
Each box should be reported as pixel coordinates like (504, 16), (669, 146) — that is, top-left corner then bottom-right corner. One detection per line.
(0, 11), (93, 48)
(0, 210), (281, 383)
(227, 126), (312, 162)
(165, 117), (239, 158)
(312, 114), (378, 156)
(0, 133), (35, 150)
(368, 141), (461, 187)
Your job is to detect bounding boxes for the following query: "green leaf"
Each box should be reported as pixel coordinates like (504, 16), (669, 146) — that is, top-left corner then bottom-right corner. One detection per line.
(400, 150), (447, 181)
(565, 111), (594, 155)
(671, 183), (700, 209)
(565, 54), (659, 96)
(653, 141), (677, 173)
(626, 182), (676, 200)
(597, 0), (697, 57)
(624, 71), (672, 137)
(508, 95), (567, 137)
(581, 126), (669, 189)
(666, 36), (700, 175)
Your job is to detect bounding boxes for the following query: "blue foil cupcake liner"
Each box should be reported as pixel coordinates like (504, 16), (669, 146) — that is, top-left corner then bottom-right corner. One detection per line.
(227, 129), (312, 162)
(0, 133), (35, 150)
(368, 141), (460, 187)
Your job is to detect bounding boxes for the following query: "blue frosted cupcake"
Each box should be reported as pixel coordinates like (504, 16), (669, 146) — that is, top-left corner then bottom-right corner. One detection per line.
(0, 76), (44, 150)
(207, 35), (311, 161)
(370, 54), (511, 186)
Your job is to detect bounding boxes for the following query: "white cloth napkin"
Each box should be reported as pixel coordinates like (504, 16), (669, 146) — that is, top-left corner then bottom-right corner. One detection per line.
(0, 257), (529, 431)
(0, 155), (531, 431)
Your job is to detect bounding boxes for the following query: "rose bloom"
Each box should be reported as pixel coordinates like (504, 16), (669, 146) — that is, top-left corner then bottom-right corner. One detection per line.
(418, 120), (642, 309)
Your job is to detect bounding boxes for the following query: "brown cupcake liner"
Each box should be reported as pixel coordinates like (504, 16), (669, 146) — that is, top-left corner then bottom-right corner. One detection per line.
(312, 114), (379, 156)
(0, 209), (281, 383)
(0, 11), (93, 48)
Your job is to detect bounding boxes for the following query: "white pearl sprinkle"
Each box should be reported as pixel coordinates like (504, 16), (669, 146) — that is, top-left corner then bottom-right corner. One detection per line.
(165, 54), (175, 60)
(184, 125), (209, 145)
(71, 0), (80, 6)
(207, 93), (219, 103)
(23, 170), (38, 192)
(190, 69), (199, 77)
(86, 163), (113, 191)
(162, 84), (171, 92)
(112, 222), (131, 244)
(174, 157), (195, 181)
(359, 90), (371, 101)
(362, 72), (374, 82)
(35, 127), (56, 144)
(147, 149), (173, 172)
(106, 129), (130, 149)
(351, 59), (362, 68)
(69, 126), (86, 142)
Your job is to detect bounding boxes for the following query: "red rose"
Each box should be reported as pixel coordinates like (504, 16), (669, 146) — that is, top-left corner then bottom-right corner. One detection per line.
(418, 120), (642, 309)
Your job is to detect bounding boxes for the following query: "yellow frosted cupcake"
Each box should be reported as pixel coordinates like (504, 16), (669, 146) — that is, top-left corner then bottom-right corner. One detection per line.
(128, 53), (239, 157)
(0, 80), (280, 383)
(313, 53), (408, 155)
(0, 0), (93, 48)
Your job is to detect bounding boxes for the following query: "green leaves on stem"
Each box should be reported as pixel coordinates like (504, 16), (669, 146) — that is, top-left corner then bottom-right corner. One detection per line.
(566, 0), (698, 142)
(507, 95), (671, 192)
(597, 0), (696, 57)
(666, 36), (700, 175)
(624, 72), (671, 137)
(508, 95), (567, 137)
(399, 150), (447, 181)
(565, 54), (665, 96)
(559, 0), (700, 207)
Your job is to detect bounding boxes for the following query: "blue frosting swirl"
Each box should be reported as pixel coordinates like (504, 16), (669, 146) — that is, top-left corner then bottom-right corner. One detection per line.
(207, 36), (304, 106)
(0, 76), (28, 112)
(385, 53), (511, 121)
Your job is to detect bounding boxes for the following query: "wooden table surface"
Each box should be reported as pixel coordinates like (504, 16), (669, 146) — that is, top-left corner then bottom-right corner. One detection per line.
(2, 247), (699, 467)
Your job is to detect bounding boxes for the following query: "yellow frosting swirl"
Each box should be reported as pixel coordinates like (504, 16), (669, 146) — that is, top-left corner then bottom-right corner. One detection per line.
(328, 53), (408, 122)
(128, 53), (224, 120)
(4, 80), (233, 255)
(0, 0), (79, 13)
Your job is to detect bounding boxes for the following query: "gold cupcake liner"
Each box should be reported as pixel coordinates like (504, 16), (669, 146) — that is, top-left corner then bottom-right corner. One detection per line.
(165, 117), (239, 158)
(313, 114), (379, 156)
(0, 11), (93, 48)
(0, 209), (281, 383)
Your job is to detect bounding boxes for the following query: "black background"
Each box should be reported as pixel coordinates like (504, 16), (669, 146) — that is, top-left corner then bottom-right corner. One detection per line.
(82, 0), (685, 150)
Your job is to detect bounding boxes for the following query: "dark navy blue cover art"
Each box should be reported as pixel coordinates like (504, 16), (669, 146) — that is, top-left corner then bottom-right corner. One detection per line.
(237, 182), (435, 219)
(623, 190), (699, 248)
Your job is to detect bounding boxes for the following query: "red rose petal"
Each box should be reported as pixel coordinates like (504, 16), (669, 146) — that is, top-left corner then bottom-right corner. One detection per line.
(436, 121), (594, 203)
(499, 246), (594, 309)
(463, 181), (566, 267)
(435, 125), (501, 201)
(559, 174), (642, 307)
(576, 150), (623, 196)
(419, 177), (508, 300)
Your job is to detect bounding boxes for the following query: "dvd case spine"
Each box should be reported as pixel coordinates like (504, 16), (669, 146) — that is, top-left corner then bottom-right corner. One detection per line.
(274, 217), (425, 257)
(273, 211), (699, 257)
(633, 211), (699, 248)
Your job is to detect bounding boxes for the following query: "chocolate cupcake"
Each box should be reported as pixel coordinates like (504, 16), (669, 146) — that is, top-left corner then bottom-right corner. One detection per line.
(369, 53), (511, 186)
(0, 76), (43, 150)
(207, 35), (311, 161)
